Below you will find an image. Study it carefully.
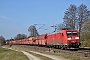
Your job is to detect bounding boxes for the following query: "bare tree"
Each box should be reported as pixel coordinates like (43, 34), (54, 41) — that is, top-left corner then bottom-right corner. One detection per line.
(77, 4), (90, 32)
(63, 4), (90, 32)
(0, 36), (5, 46)
(28, 25), (39, 37)
(63, 4), (77, 29)
(81, 19), (90, 33)
(14, 34), (27, 40)
(57, 23), (66, 32)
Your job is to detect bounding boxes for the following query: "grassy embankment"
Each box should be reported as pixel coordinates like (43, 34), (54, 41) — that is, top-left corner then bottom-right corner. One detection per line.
(0, 47), (29, 60)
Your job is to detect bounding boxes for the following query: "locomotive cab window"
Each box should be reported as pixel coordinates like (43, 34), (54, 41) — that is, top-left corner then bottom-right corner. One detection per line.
(73, 32), (78, 36)
(66, 32), (78, 36)
(67, 32), (72, 36)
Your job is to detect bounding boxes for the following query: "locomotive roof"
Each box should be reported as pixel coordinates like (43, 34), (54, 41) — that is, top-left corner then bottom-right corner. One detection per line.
(48, 30), (78, 35)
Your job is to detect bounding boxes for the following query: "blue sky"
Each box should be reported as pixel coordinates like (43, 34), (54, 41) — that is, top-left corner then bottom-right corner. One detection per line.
(0, 0), (90, 39)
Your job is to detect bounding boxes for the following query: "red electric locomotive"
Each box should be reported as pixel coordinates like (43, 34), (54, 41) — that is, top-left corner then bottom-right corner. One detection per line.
(46, 30), (81, 49)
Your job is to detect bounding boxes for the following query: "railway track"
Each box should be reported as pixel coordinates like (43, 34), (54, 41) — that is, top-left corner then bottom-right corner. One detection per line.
(50, 47), (90, 60)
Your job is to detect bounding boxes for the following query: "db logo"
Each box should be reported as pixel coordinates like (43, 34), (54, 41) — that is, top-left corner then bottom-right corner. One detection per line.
(72, 37), (74, 40)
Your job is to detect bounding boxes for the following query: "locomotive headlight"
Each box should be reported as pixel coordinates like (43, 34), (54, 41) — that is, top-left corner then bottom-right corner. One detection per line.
(67, 38), (71, 40)
(75, 37), (79, 39)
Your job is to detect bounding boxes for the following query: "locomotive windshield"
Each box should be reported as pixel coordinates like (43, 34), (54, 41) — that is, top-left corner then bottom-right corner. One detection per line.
(66, 32), (78, 36)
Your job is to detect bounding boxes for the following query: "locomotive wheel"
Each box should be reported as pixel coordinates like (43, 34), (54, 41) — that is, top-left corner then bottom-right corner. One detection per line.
(61, 45), (67, 50)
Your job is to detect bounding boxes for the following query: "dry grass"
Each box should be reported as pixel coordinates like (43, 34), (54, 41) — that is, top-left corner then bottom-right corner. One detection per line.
(0, 47), (29, 60)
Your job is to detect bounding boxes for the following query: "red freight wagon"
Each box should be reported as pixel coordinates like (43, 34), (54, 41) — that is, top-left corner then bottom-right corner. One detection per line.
(32, 34), (47, 46)
(25, 39), (30, 44)
(38, 34), (47, 46)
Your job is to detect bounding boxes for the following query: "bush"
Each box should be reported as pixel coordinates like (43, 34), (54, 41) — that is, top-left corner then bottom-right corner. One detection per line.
(81, 33), (90, 47)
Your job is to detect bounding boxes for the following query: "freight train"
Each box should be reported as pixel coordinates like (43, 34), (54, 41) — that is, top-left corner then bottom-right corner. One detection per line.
(6, 29), (81, 49)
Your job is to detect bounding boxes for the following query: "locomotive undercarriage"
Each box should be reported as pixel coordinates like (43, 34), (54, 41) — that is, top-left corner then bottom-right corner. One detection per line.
(68, 42), (81, 48)
(46, 42), (81, 50)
